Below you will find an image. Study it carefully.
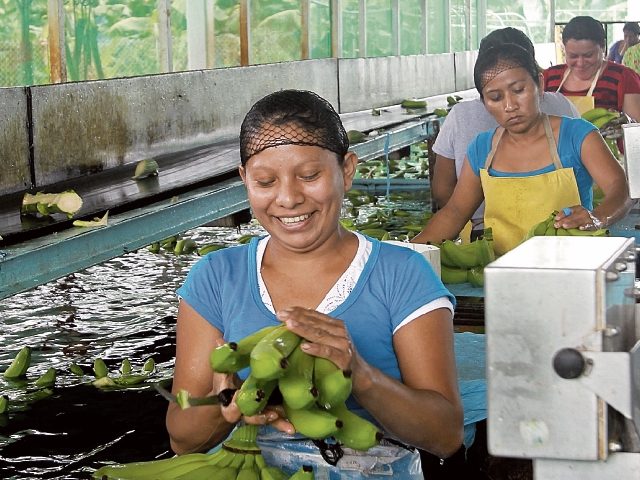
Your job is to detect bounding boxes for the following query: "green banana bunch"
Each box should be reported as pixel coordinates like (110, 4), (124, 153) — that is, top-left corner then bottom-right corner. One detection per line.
(440, 265), (468, 284)
(467, 266), (484, 288)
(327, 402), (383, 451)
(249, 325), (302, 380)
(439, 239), (478, 269)
(283, 401), (343, 439)
(521, 211), (558, 242)
(313, 357), (352, 410)
(521, 210), (610, 242)
(210, 325), (280, 374)
(236, 373), (279, 416)
(358, 228), (390, 241)
(3, 346), (31, 378)
(278, 344), (318, 410)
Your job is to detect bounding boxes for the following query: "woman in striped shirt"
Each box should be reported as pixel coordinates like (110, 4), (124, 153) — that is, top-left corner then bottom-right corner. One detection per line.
(543, 16), (640, 122)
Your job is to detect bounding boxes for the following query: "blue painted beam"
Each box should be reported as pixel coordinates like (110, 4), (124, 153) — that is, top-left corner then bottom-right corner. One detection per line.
(0, 178), (249, 300)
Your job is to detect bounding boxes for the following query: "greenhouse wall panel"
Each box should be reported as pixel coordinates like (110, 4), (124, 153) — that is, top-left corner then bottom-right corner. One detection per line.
(29, 58), (339, 186)
(337, 53), (456, 113)
(0, 88), (31, 196)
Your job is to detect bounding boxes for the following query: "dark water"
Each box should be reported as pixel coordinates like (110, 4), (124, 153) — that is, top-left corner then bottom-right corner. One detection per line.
(0, 191), (431, 480)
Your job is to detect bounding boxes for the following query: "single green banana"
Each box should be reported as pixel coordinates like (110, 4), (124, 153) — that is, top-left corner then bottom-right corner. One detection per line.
(3, 346), (32, 378)
(212, 452), (247, 480)
(565, 227), (610, 236)
(236, 454), (261, 480)
(250, 325), (301, 380)
(440, 239), (478, 269)
(284, 402), (343, 439)
(93, 358), (109, 379)
(148, 242), (161, 253)
(401, 98), (427, 109)
(34, 367), (56, 388)
(0, 395), (8, 414)
(433, 108), (448, 117)
(581, 107), (610, 122)
(236, 373), (279, 417)
(142, 357), (155, 373)
(91, 452), (211, 479)
(467, 266), (484, 288)
(69, 363), (85, 376)
(314, 357), (352, 410)
(440, 265), (468, 284)
(592, 112), (618, 128)
(328, 402), (383, 451)
(210, 325), (280, 374)
(174, 238), (198, 255)
(289, 465), (315, 479)
(260, 466), (291, 480)
(120, 359), (132, 375)
(198, 243), (227, 255)
(279, 344), (318, 410)
(113, 373), (149, 386)
(474, 236), (495, 267)
(347, 130), (367, 144)
(237, 234), (259, 244)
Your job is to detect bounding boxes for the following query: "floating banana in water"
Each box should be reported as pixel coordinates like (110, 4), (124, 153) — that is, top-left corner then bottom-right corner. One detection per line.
(3, 346), (31, 379)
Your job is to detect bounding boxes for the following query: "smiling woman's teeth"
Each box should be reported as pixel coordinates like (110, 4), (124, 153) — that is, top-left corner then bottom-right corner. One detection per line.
(280, 214), (310, 224)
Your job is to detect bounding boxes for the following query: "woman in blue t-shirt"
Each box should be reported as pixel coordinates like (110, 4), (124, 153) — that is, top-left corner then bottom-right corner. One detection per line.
(165, 89), (464, 478)
(412, 42), (632, 256)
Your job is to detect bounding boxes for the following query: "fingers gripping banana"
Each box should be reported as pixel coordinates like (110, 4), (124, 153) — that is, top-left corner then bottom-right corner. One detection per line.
(313, 357), (352, 410)
(250, 325), (302, 380)
(211, 325), (281, 374)
(284, 401), (343, 439)
(328, 402), (384, 451)
(236, 373), (279, 417)
(278, 344), (318, 410)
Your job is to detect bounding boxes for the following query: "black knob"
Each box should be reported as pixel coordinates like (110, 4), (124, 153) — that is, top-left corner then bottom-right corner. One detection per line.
(552, 348), (586, 379)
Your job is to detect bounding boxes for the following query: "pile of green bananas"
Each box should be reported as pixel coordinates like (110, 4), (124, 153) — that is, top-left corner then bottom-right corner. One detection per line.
(148, 235), (230, 256)
(87, 356), (160, 389)
(342, 191), (433, 241)
(581, 107), (622, 160)
(354, 154), (429, 180)
(205, 324), (383, 452)
(93, 424), (315, 479)
(521, 211), (609, 242)
(433, 229), (495, 287)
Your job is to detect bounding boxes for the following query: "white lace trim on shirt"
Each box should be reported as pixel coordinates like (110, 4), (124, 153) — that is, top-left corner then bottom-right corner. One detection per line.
(256, 234), (453, 329)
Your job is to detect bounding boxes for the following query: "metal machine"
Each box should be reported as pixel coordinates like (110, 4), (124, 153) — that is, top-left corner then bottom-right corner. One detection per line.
(484, 123), (640, 478)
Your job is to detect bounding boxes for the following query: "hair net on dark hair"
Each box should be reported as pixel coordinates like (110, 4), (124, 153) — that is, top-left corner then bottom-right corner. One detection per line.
(561, 16), (606, 48)
(479, 27), (535, 57)
(239, 89), (349, 167)
(623, 22), (640, 36)
(474, 43), (540, 97)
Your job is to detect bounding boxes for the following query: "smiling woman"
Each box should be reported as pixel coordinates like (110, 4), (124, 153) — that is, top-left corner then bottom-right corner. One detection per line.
(411, 43), (633, 256)
(542, 16), (640, 121)
(165, 89), (464, 479)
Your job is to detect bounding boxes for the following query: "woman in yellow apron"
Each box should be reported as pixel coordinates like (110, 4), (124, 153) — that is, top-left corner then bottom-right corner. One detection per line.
(542, 16), (640, 123)
(411, 42), (632, 257)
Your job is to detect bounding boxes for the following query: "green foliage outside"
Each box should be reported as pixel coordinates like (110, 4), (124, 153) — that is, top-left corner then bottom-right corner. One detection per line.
(0, 0), (632, 88)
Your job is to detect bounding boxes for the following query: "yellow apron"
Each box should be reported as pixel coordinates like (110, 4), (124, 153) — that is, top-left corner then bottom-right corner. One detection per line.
(480, 114), (581, 256)
(556, 64), (603, 116)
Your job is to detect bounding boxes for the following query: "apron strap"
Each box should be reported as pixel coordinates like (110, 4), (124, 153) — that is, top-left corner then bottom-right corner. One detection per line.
(483, 114), (563, 170)
(541, 113), (563, 170)
(557, 63), (604, 95)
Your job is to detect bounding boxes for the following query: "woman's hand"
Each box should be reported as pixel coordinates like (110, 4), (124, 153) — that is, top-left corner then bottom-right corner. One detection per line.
(554, 206), (603, 230)
(213, 338), (295, 434)
(276, 307), (357, 375)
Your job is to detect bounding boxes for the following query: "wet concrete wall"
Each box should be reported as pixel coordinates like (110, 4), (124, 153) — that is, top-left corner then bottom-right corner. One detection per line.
(3, 53), (471, 193)
(337, 54), (457, 113)
(30, 59), (339, 187)
(0, 88), (31, 196)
